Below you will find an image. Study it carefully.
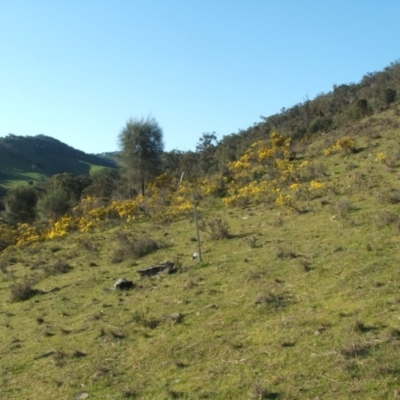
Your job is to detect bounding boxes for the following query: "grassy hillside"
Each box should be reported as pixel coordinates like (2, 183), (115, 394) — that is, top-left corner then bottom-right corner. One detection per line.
(1, 104), (400, 399)
(0, 134), (117, 188)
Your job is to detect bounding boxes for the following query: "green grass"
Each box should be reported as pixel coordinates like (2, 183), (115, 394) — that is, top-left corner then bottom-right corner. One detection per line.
(87, 163), (113, 176)
(1, 105), (400, 399)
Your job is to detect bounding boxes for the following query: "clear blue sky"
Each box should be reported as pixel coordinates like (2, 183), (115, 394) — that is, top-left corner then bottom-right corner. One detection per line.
(1, 1), (399, 154)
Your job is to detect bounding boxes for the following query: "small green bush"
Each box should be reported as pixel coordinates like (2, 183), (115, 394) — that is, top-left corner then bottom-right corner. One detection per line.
(4, 186), (38, 224)
(36, 184), (71, 221)
(375, 211), (400, 228)
(378, 189), (400, 204)
(10, 277), (39, 302)
(45, 261), (72, 275)
(112, 231), (161, 262)
(200, 217), (231, 240)
(334, 200), (353, 219)
(383, 88), (396, 106)
(244, 234), (258, 248)
(309, 116), (332, 133)
(78, 237), (98, 253)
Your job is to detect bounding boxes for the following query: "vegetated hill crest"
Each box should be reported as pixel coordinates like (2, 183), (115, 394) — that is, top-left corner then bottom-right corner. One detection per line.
(0, 134), (118, 188)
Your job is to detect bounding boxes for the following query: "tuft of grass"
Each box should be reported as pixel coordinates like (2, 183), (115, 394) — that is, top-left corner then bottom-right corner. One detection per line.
(111, 248), (125, 264)
(50, 245), (62, 253)
(44, 260), (72, 276)
(132, 309), (161, 329)
(72, 350), (87, 358)
(298, 258), (311, 272)
(252, 382), (279, 399)
(255, 291), (292, 309)
(0, 258), (10, 273)
(244, 234), (258, 248)
(375, 211), (400, 228)
(352, 318), (370, 333)
(389, 328), (400, 339)
(112, 231), (161, 262)
(276, 248), (298, 259)
(200, 217), (231, 240)
(122, 387), (139, 398)
(78, 237), (98, 253)
(52, 350), (68, 367)
(0, 256), (18, 273)
(334, 199), (353, 218)
(378, 189), (400, 204)
(304, 162), (326, 180)
(110, 330), (125, 340)
(339, 343), (371, 358)
(9, 277), (39, 302)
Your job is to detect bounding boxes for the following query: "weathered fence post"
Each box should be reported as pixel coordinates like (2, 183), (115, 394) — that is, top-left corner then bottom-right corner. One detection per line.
(193, 192), (202, 262)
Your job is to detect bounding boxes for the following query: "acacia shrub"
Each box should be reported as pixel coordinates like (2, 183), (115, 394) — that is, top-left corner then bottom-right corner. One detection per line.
(4, 186), (38, 224)
(36, 184), (71, 221)
(309, 116), (332, 133)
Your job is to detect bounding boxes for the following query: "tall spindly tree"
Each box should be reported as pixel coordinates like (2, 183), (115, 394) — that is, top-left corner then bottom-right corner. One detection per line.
(118, 116), (164, 197)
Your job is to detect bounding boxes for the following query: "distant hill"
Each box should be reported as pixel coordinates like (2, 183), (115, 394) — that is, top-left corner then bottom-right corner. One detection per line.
(0, 134), (118, 188)
(95, 151), (121, 165)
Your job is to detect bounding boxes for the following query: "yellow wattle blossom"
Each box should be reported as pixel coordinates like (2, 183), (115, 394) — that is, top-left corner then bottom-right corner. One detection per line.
(15, 223), (44, 246)
(310, 181), (325, 189)
(275, 193), (292, 207)
(290, 183), (302, 191)
(324, 137), (356, 155)
(377, 152), (387, 164)
(299, 160), (309, 168)
(46, 215), (76, 239)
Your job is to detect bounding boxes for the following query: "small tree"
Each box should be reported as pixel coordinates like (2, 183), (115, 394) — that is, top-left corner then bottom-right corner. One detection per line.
(82, 169), (121, 201)
(40, 173), (92, 203)
(356, 98), (370, 117)
(383, 88), (397, 106)
(36, 184), (71, 221)
(118, 117), (164, 197)
(4, 186), (38, 224)
(196, 132), (219, 175)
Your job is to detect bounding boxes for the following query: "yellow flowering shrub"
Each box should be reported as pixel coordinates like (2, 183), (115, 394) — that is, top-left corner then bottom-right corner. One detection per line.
(324, 137), (356, 155)
(0, 223), (20, 250)
(309, 180), (325, 198)
(201, 174), (226, 197)
(290, 183), (302, 191)
(110, 199), (141, 219)
(275, 193), (293, 208)
(377, 152), (387, 164)
(223, 132), (301, 207)
(16, 223), (44, 246)
(310, 181), (325, 190)
(46, 216), (77, 240)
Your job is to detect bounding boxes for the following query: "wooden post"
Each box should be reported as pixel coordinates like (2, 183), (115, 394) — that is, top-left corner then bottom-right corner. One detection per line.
(193, 193), (202, 262)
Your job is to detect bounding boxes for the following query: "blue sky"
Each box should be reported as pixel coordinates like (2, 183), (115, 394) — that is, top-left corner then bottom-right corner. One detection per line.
(1, 1), (399, 154)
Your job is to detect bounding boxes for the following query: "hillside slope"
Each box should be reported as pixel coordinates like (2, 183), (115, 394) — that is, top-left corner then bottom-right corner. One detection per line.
(1, 104), (400, 399)
(0, 134), (117, 188)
